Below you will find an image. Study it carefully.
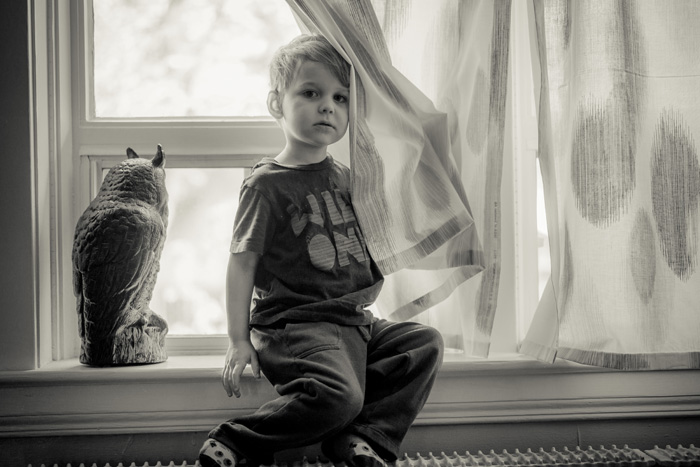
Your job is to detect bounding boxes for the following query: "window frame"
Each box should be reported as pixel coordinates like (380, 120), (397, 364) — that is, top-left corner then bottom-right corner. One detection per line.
(510, 0), (542, 343)
(65, 0), (537, 358)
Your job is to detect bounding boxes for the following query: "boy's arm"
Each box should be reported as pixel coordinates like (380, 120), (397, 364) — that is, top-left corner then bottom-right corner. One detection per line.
(222, 251), (262, 398)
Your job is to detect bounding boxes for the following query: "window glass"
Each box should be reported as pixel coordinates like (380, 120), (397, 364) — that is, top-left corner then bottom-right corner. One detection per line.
(92, 0), (300, 117)
(149, 168), (246, 335)
(537, 160), (550, 299)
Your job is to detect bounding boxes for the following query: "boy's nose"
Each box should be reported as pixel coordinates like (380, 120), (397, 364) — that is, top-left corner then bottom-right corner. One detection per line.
(319, 99), (334, 114)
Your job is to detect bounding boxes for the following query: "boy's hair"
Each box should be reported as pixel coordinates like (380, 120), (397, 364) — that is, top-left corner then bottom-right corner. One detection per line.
(269, 34), (351, 96)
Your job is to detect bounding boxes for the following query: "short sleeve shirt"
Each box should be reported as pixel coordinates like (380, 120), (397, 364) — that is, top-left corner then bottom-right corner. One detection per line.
(230, 156), (383, 326)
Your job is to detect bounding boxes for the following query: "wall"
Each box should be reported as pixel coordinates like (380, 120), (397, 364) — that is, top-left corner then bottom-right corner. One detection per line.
(0, 0), (39, 372)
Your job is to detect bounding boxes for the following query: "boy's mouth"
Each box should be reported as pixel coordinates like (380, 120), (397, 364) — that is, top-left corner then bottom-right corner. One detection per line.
(315, 122), (335, 129)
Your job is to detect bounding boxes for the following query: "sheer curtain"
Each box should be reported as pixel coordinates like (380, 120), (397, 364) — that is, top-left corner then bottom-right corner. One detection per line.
(285, 0), (511, 355)
(522, 0), (700, 369)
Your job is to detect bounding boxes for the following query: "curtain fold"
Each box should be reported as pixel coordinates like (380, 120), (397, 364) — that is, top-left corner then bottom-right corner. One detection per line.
(285, 0), (512, 355)
(522, 0), (700, 369)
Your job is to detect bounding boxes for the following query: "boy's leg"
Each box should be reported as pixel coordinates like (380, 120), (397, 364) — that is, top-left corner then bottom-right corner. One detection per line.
(325, 319), (444, 461)
(207, 321), (370, 464)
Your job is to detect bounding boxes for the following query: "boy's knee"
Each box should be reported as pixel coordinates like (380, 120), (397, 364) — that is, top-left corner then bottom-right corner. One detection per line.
(421, 324), (444, 349)
(415, 325), (444, 365)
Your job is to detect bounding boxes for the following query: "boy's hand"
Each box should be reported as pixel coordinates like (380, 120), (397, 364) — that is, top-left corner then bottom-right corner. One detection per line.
(222, 339), (261, 398)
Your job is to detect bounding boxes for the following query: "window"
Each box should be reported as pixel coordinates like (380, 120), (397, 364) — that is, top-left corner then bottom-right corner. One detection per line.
(92, 0), (299, 117)
(69, 0), (300, 356)
(67, 0), (542, 359)
(94, 163), (249, 337)
(149, 168), (245, 335)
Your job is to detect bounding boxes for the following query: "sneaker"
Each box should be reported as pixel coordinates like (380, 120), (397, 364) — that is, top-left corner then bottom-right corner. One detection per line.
(322, 435), (388, 467)
(198, 438), (238, 467)
(344, 441), (388, 467)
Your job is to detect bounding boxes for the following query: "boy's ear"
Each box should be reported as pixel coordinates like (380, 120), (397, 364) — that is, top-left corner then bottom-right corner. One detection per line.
(267, 90), (283, 119)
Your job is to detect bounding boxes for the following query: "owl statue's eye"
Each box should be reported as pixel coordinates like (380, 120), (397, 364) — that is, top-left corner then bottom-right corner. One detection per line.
(72, 145), (169, 366)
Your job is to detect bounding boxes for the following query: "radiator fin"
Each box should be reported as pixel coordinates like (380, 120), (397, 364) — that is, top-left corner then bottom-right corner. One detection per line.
(645, 445), (700, 467)
(29, 444), (699, 467)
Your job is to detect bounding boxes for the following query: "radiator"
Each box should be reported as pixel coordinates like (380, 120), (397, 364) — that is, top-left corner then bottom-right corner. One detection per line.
(28, 444), (700, 467)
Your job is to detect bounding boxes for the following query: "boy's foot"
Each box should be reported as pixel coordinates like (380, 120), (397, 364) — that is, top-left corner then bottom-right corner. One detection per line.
(323, 434), (388, 467)
(198, 438), (238, 467)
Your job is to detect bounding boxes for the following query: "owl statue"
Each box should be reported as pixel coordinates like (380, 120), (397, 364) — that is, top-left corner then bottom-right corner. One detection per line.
(72, 145), (169, 366)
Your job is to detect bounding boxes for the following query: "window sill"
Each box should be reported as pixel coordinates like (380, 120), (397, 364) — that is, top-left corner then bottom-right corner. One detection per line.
(1, 354), (699, 438)
(0, 352), (599, 385)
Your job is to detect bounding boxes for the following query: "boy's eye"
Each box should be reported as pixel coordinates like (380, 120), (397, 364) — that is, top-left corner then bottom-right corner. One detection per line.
(302, 90), (318, 98)
(334, 94), (348, 103)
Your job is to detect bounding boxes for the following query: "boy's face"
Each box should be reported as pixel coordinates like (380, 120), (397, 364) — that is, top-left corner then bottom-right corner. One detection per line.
(275, 60), (349, 152)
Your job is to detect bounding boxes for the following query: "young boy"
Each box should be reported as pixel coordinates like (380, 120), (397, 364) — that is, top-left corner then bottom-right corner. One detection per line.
(199, 34), (444, 467)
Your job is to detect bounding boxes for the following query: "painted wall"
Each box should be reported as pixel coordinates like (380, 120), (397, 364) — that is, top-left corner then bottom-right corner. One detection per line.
(0, 0), (38, 371)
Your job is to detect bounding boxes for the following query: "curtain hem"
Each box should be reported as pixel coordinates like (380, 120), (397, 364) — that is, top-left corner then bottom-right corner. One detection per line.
(386, 264), (485, 322)
(471, 340), (491, 358)
(372, 212), (482, 275)
(557, 347), (700, 371)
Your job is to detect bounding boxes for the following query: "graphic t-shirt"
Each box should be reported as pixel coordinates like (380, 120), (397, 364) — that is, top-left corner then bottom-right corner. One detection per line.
(230, 156), (383, 326)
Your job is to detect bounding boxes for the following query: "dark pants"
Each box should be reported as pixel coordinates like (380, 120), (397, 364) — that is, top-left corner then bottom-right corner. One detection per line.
(209, 319), (444, 463)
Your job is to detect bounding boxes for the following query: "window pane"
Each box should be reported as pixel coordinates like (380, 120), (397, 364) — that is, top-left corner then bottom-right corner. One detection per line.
(149, 168), (246, 335)
(92, 0), (300, 117)
(536, 160), (550, 299)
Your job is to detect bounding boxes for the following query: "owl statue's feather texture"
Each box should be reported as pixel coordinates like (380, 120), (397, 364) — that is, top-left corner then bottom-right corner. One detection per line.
(72, 145), (169, 366)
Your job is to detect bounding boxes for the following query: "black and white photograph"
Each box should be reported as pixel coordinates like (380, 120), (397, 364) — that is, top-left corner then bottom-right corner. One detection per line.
(1, 1), (699, 465)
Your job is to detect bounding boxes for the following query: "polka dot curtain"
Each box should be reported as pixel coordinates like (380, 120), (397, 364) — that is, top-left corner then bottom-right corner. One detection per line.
(521, 0), (700, 369)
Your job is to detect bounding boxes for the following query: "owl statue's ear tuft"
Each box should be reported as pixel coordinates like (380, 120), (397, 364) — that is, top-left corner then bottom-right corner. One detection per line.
(126, 147), (139, 159)
(152, 144), (165, 168)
